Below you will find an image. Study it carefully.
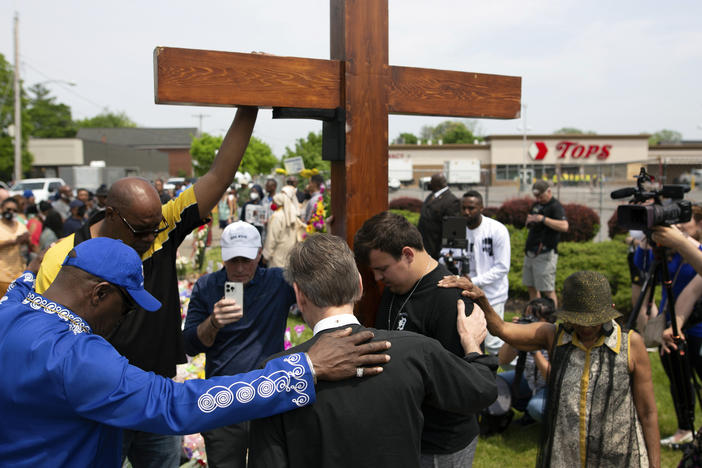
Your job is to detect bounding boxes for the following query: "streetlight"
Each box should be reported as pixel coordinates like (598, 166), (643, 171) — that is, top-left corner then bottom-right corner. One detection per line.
(516, 103), (531, 192)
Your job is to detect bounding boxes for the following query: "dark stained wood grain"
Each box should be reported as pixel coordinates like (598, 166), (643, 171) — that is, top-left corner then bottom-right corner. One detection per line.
(389, 66), (522, 118)
(154, 47), (341, 109)
(330, 0), (389, 326)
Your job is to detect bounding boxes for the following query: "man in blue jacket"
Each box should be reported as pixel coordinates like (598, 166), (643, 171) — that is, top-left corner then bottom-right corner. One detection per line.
(183, 221), (296, 467)
(0, 237), (390, 468)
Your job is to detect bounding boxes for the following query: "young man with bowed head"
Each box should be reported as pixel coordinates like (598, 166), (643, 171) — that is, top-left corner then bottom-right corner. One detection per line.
(353, 211), (491, 468)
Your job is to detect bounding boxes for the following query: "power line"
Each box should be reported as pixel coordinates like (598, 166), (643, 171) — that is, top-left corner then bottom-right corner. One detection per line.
(21, 59), (106, 111)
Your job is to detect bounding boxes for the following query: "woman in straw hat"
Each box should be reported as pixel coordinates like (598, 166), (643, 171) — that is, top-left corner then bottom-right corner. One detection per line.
(439, 270), (660, 468)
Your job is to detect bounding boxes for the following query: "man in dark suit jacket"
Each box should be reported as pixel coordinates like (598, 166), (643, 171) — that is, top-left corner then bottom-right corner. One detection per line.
(417, 174), (460, 259)
(248, 234), (497, 468)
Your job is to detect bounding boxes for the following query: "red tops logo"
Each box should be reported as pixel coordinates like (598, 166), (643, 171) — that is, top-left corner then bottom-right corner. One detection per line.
(529, 141), (611, 160)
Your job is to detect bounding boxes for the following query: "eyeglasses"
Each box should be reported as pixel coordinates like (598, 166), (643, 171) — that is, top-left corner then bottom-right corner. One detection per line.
(115, 286), (138, 316)
(3, 208), (17, 214)
(114, 209), (169, 237)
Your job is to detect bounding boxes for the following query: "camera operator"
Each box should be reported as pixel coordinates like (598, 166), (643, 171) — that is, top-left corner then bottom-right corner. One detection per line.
(523, 181), (568, 307)
(634, 204), (702, 446)
(495, 298), (554, 425)
(651, 223), (702, 276)
(439, 190), (511, 355)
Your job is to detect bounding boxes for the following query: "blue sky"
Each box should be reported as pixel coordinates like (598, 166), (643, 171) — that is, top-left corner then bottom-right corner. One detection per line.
(2, 0), (701, 155)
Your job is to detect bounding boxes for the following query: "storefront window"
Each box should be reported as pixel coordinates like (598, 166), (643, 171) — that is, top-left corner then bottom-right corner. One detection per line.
(496, 165), (520, 181)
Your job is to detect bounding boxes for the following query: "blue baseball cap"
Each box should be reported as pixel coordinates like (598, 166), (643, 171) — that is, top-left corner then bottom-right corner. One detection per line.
(62, 238), (161, 312)
(23, 190), (34, 198)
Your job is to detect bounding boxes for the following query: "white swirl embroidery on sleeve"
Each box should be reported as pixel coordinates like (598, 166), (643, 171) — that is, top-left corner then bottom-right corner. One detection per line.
(197, 353), (310, 413)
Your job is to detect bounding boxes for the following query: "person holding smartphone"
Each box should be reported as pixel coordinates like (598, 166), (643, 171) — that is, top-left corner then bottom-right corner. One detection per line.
(183, 221), (297, 468)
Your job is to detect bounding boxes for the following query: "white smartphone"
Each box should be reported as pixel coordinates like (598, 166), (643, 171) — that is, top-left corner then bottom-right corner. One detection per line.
(224, 282), (244, 310)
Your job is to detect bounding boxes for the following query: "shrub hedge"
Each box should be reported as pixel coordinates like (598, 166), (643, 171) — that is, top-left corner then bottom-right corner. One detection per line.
(388, 197), (423, 213)
(482, 206), (500, 219)
(507, 225), (631, 314)
(496, 197), (600, 243)
(560, 203), (600, 242)
(496, 197), (532, 228)
(389, 209), (420, 226)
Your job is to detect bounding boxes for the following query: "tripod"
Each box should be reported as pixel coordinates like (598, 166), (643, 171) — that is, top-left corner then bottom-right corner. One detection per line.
(631, 244), (699, 435)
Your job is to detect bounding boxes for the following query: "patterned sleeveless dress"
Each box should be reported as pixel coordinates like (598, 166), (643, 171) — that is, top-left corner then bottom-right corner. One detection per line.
(543, 321), (648, 468)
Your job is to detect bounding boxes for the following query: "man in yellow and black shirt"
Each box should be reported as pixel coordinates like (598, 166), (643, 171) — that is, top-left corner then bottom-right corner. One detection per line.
(35, 106), (259, 468)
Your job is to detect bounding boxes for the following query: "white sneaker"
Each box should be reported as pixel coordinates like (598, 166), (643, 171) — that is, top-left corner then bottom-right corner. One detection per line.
(661, 431), (693, 446)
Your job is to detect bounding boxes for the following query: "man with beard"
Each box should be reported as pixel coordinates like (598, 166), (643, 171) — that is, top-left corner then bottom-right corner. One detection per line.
(439, 190), (510, 355)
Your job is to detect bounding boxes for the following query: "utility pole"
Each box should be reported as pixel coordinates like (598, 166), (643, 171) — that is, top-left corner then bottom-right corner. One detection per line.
(517, 103), (528, 192)
(192, 113), (210, 135)
(13, 13), (21, 183)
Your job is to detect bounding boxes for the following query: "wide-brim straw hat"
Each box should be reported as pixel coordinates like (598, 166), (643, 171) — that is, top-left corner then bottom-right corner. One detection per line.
(555, 271), (622, 326)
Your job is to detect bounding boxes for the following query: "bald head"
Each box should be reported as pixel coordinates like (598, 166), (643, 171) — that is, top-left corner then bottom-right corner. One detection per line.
(107, 178), (161, 214)
(101, 178), (164, 255)
(429, 174), (447, 192)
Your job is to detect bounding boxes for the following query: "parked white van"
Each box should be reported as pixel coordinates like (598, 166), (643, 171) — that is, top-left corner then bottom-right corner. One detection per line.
(10, 178), (66, 202)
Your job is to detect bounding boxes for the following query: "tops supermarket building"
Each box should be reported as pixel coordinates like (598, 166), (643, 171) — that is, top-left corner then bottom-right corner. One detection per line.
(389, 134), (702, 186)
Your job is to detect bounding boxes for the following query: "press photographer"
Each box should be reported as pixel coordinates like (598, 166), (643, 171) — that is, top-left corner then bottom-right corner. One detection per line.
(522, 181), (568, 308)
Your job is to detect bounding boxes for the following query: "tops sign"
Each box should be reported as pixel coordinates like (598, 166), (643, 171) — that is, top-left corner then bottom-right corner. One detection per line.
(528, 141), (611, 161)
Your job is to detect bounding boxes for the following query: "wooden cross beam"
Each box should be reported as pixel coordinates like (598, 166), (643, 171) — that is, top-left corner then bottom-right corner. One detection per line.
(154, 0), (521, 325)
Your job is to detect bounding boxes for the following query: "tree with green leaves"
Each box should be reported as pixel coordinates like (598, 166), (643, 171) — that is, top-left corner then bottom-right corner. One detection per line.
(282, 131), (329, 172)
(26, 83), (77, 138)
(553, 127), (596, 135)
(190, 132), (223, 177)
(0, 53), (33, 181)
(649, 129), (682, 146)
(419, 120), (482, 144)
(74, 111), (136, 128)
(392, 132), (418, 144)
(191, 133), (278, 177)
(240, 136), (278, 175)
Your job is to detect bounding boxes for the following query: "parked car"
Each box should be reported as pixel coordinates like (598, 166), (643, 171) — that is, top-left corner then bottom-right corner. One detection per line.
(9, 178), (66, 202)
(389, 177), (402, 191)
(163, 177), (185, 192)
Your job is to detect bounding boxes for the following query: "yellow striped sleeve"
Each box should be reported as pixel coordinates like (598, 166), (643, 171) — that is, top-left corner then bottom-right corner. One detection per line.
(35, 235), (76, 294)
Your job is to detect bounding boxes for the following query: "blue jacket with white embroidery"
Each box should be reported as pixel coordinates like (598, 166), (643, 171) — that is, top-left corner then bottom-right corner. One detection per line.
(0, 278), (315, 468)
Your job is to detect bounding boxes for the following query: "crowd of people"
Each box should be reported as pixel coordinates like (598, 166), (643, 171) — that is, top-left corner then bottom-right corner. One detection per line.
(4, 107), (702, 468)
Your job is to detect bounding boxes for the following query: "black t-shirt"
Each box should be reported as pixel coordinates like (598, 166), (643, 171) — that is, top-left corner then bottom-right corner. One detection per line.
(74, 189), (205, 377)
(375, 263), (480, 454)
(525, 196), (566, 253)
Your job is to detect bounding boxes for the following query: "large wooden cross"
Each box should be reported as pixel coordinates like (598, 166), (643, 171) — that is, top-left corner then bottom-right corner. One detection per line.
(154, 0), (521, 325)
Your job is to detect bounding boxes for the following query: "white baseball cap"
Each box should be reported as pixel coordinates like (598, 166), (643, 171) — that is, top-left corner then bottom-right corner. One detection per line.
(221, 221), (261, 261)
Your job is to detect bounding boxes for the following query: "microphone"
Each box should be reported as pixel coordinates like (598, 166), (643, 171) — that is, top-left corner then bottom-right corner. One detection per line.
(610, 187), (636, 199)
